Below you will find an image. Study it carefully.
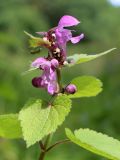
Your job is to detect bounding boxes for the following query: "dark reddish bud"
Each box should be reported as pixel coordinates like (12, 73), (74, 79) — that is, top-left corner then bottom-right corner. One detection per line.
(65, 84), (77, 94)
(32, 77), (42, 88)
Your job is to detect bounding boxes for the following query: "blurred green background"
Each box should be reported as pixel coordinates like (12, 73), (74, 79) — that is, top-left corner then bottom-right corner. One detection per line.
(0, 0), (120, 159)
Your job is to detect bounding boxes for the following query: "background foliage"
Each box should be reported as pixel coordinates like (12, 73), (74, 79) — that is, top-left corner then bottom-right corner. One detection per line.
(0, 0), (120, 159)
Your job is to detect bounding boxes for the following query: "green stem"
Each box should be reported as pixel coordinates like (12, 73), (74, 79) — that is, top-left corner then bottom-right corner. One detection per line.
(39, 151), (46, 160)
(39, 134), (51, 160)
(39, 139), (70, 160)
(46, 139), (70, 152)
(39, 69), (63, 160)
(39, 141), (45, 151)
(44, 134), (51, 148)
(56, 68), (62, 92)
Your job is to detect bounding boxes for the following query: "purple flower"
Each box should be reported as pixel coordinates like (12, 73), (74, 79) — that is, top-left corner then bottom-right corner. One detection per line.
(30, 15), (84, 95)
(32, 58), (59, 95)
(65, 84), (77, 94)
(55, 15), (84, 45)
(55, 15), (84, 59)
(37, 15), (84, 64)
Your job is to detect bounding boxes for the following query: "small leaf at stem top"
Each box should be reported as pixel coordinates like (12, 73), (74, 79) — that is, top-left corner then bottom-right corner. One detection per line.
(24, 31), (50, 48)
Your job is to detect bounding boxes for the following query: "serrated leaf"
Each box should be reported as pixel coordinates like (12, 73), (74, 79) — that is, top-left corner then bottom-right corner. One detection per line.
(67, 48), (116, 66)
(65, 128), (120, 160)
(19, 95), (71, 147)
(68, 76), (102, 99)
(0, 114), (22, 139)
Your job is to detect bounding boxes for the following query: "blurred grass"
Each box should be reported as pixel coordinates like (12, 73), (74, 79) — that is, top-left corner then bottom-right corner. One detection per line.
(0, 0), (120, 160)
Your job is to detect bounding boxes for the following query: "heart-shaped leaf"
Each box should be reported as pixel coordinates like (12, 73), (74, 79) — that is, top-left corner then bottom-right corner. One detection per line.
(19, 95), (71, 147)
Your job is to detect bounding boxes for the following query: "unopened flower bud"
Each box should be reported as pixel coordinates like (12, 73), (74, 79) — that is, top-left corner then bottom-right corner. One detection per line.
(43, 37), (48, 41)
(65, 84), (77, 94)
(63, 61), (69, 66)
(32, 77), (42, 88)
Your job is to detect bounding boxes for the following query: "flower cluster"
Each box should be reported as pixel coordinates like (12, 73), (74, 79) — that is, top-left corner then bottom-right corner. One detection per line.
(31, 15), (84, 95)
(32, 58), (59, 95)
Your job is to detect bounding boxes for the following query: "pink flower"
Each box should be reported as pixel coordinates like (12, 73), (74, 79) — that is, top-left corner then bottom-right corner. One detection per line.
(31, 15), (84, 95)
(56, 15), (84, 44)
(32, 58), (59, 95)
(55, 15), (84, 60)
(37, 15), (84, 64)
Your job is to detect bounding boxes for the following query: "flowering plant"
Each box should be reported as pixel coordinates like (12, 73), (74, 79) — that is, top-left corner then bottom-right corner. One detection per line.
(0, 15), (119, 160)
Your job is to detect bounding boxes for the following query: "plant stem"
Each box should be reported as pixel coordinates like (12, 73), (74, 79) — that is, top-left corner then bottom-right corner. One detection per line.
(39, 141), (45, 150)
(39, 134), (51, 160)
(46, 139), (70, 152)
(39, 151), (46, 160)
(39, 139), (70, 160)
(44, 134), (51, 148)
(56, 68), (62, 92)
(39, 69), (63, 160)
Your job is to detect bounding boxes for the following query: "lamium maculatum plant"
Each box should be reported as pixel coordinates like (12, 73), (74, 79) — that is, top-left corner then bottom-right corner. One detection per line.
(0, 15), (120, 160)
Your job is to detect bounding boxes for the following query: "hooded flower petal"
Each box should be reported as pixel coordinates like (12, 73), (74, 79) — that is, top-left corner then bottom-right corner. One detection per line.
(51, 59), (59, 69)
(54, 15), (84, 61)
(55, 28), (72, 45)
(31, 57), (47, 68)
(58, 15), (80, 28)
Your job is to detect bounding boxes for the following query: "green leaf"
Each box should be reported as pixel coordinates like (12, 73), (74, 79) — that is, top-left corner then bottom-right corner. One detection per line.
(68, 76), (102, 99)
(0, 114), (22, 139)
(22, 67), (39, 75)
(65, 128), (120, 160)
(19, 95), (71, 147)
(24, 31), (50, 48)
(67, 48), (116, 66)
